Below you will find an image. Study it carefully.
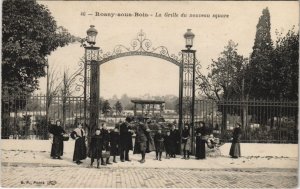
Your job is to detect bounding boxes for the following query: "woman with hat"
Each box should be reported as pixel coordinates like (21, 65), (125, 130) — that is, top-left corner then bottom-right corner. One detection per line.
(71, 123), (87, 164)
(229, 122), (242, 158)
(195, 121), (209, 159)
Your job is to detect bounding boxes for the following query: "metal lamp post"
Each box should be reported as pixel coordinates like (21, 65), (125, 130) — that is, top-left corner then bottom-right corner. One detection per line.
(82, 25), (100, 140)
(180, 29), (196, 154)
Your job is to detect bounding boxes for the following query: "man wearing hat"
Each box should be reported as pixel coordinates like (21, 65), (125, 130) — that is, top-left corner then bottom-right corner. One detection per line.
(119, 116), (134, 162)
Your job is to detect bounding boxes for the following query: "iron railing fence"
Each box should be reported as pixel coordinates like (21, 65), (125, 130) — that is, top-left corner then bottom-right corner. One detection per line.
(194, 99), (298, 143)
(2, 94), (87, 139)
(2, 94), (298, 143)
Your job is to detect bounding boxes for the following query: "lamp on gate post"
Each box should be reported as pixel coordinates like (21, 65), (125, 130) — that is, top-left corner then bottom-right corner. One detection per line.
(184, 29), (195, 50)
(81, 25), (100, 144)
(180, 29), (196, 154)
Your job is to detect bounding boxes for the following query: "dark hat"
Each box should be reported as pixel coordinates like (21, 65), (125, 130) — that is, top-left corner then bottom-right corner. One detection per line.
(125, 116), (132, 122)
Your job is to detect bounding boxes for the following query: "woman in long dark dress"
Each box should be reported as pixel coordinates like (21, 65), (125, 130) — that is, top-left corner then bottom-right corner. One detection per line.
(169, 125), (180, 158)
(230, 123), (242, 158)
(164, 131), (171, 159)
(195, 121), (208, 159)
(90, 129), (104, 168)
(71, 123), (87, 164)
(49, 120), (65, 159)
(110, 127), (120, 163)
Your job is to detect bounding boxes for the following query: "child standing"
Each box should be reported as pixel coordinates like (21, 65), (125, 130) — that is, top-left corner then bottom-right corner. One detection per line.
(89, 129), (104, 168)
(154, 128), (165, 161)
(110, 127), (120, 163)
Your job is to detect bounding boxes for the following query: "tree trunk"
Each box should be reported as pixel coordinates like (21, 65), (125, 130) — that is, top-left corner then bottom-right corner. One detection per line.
(241, 95), (248, 131)
(62, 96), (67, 130)
(221, 108), (227, 136)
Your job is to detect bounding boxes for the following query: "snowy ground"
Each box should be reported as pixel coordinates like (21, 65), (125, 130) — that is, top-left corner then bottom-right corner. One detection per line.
(1, 139), (298, 169)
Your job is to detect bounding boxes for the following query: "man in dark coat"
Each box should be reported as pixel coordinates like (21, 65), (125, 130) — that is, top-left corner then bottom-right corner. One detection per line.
(119, 117), (134, 162)
(71, 123), (87, 164)
(101, 123), (111, 165)
(195, 121), (209, 159)
(49, 120), (66, 159)
(169, 124), (180, 158)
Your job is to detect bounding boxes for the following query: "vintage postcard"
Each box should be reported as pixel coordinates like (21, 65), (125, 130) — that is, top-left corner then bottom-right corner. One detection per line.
(1, 0), (299, 188)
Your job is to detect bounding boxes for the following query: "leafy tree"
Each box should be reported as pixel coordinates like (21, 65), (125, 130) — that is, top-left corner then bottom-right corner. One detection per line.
(247, 7), (274, 99)
(102, 100), (112, 119)
(196, 40), (248, 131)
(197, 40), (248, 101)
(2, 0), (77, 138)
(2, 0), (74, 95)
(115, 101), (123, 117)
(272, 28), (299, 101)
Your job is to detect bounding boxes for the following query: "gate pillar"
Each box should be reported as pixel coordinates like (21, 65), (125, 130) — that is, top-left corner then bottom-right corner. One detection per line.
(179, 50), (196, 154)
(89, 60), (100, 135)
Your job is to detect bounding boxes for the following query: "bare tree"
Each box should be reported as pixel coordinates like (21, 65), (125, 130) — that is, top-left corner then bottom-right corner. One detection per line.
(47, 66), (62, 113)
(60, 67), (83, 127)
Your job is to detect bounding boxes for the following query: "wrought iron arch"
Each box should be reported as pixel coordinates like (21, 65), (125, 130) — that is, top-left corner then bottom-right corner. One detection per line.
(97, 30), (182, 67)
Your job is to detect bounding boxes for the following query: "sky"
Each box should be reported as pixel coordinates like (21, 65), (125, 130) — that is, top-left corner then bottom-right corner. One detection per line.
(36, 1), (299, 99)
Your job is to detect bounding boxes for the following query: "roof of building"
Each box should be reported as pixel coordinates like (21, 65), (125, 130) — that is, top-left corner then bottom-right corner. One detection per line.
(131, 99), (165, 104)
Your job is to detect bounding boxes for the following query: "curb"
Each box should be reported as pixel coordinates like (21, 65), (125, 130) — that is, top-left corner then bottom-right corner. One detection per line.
(2, 162), (297, 173)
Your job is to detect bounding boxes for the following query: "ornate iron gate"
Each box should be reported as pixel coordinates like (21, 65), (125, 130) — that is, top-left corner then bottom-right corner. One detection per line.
(81, 29), (201, 152)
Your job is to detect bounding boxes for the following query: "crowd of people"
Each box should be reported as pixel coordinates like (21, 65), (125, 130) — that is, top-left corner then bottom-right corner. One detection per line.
(48, 117), (242, 168)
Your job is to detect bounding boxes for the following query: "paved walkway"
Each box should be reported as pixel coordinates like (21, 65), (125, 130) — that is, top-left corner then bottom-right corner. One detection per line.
(1, 140), (298, 188)
(1, 165), (297, 188)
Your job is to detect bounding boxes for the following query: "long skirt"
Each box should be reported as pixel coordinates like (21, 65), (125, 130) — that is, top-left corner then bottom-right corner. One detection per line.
(195, 137), (206, 159)
(169, 141), (177, 155)
(181, 138), (191, 152)
(73, 137), (87, 161)
(229, 142), (241, 157)
(51, 135), (64, 158)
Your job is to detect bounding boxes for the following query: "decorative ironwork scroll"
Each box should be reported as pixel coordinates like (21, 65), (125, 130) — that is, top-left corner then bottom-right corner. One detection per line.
(74, 59), (90, 98)
(98, 30), (182, 66)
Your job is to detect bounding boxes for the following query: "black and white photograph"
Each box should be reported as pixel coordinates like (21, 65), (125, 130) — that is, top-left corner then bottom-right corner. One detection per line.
(1, 0), (299, 188)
